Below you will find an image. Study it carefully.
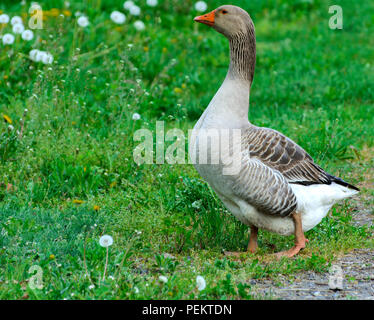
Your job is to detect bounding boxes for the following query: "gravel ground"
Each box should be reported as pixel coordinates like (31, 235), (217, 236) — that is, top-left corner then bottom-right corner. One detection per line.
(253, 248), (374, 300)
(253, 192), (374, 300)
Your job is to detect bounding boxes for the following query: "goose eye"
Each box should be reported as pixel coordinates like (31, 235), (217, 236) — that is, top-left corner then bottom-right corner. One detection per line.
(221, 10), (228, 14)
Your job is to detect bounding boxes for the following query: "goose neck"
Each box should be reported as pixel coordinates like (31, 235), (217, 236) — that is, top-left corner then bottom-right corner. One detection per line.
(227, 23), (256, 85)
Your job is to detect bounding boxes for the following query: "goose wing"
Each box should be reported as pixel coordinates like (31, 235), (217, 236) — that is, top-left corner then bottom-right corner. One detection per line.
(243, 126), (332, 186)
(232, 156), (298, 217)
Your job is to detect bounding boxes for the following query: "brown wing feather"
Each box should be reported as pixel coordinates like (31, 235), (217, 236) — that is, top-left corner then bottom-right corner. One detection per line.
(243, 126), (331, 185)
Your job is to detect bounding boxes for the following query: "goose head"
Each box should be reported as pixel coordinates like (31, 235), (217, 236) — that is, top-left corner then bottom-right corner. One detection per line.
(194, 5), (256, 84)
(194, 5), (252, 39)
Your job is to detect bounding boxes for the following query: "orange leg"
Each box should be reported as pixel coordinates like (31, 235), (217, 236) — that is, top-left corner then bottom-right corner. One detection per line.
(275, 212), (309, 259)
(247, 225), (258, 253)
(224, 225), (258, 256)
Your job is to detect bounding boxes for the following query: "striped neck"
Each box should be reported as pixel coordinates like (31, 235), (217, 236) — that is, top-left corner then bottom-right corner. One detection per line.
(227, 22), (256, 85)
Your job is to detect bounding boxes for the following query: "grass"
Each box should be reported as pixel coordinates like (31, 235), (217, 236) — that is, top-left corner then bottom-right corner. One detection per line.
(0, 0), (373, 299)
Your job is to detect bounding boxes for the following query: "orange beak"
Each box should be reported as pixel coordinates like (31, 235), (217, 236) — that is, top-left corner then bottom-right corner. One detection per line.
(194, 10), (215, 26)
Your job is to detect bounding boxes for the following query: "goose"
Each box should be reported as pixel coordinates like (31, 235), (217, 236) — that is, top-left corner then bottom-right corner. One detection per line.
(189, 5), (359, 258)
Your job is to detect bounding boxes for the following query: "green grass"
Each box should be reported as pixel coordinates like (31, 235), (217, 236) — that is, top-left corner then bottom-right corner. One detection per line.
(0, 0), (373, 299)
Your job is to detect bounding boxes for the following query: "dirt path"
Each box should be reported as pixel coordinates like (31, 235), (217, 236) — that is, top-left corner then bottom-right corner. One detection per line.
(253, 248), (374, 300)
(252, 159), (374, 300)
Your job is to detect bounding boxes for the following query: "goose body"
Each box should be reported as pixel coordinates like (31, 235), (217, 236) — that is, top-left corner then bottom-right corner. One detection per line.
(190, 5), (359, 255)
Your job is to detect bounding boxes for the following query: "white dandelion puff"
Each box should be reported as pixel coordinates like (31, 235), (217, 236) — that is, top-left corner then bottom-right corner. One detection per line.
(74, 11), (82, 17)
(10, 16), (23, 25)
(146, 0), (158, 7)
(195, 1), (208, 12)
(99, 235), (113, 247)
(12, 23), (25, 34)
(41, 52), (54, 65)
(0, 14), (10, 24)
(196, 275), (206, 291)
(110, 11), (126, 24)
(29, 49), (38, 61)
(29, 49), (44, 62)
(159, 276), (168, 283)
(77, 16), (89, 27)
(132, 113), (141, 120)
(123, 1), (135, 10)
(134, 286), (139, 294)
(129, 5), (141, 16)
(2, 33), (15, 45)
(22, 29), (34, 41)
(35, 50), (46, 62)
(134, 20), (145, 31)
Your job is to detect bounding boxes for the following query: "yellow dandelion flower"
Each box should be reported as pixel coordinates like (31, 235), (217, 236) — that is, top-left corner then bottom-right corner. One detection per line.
(62, 10), (72, 17)
(3, 75), (8, 80)
(198, 35), (203, 41)
(174, 87), (183, 94)
(83, 167), (86, 172)
(50, 8), (60, 17)
(73, 199), (84, 204)
(162, 47), (167, 53)
(49, 254), (55, 260)
(93, 205), (100, 211)
(143, 46), (149, 52)
(115, 26), (122, 32)
(2, 114), (12, 124)
(181, 83), (187, 89)
(110, 181), (117, 188)
(71, 121), (76, 125)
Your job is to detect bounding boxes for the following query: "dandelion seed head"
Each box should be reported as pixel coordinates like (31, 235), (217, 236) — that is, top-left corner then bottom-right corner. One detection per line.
(77, 16), (89, 27)
(10, 16), (23, 25)
(195, 1), (208, 12)
(35, 50), (45, 62)
(2, 33), (15, 45)
(159, 275), (168, 283)
(29, 49), (39, 61)
(123, 1), (135, 10)
(99, 235), (113, 247)
(134, 20), (145, 31)
(132, 113), (141, 120)
(196, 275), (206, 291)
(129, 5), (141, 16)
(41, 52), (54, 65)
(110, 11), (126, 24)
(22, 29), (34, 41)
(12, 23), (25, 34)
(0, 14), (10, 24)
(146, 0), (158, 7)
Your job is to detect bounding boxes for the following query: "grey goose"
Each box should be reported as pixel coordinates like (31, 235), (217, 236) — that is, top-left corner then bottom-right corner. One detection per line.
(189, 5), (359, 258)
